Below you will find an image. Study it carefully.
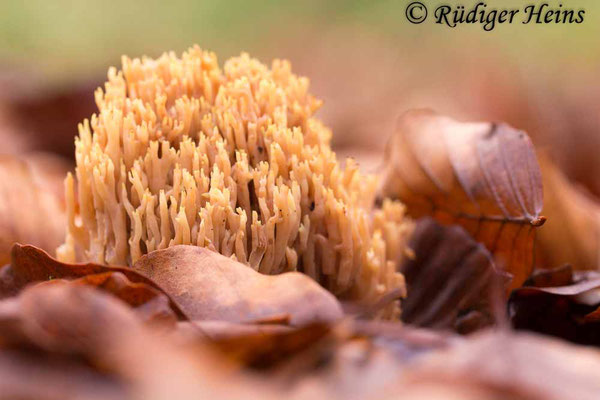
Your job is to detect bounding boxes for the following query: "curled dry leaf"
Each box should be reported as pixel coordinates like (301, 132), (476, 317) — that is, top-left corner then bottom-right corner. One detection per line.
(524, 264), (574, 288)
(194, 320), (451, 399)
(38, 272), (178, 326)
(349, 320), (452, 361)
(401, 218), (509, 333)
(266, 322), (452, 400)
(380, 110), (544, 288)
(0, 283), (264, 400)
(209, 323), (334, 369)
(509, 265), (600, 345)
(391, 331), (600, 400)
(0, 154), (67, 265)
(176, 320), (291, 342)
(0, 283), (132, 400)
(536, 155), (600, 270)
(2, 243), (187, 319)
(0, 281), (146, 358)
(178, 320), (451, 378)
(132, 245), (344, 326)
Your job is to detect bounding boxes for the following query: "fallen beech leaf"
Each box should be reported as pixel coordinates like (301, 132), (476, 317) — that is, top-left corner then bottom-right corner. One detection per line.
(386, 379), (531, 400)
(268, 322), (452, 399)
(536, 156), (600, 270)
(380, 110), (545, 288)
(0, 281), (145, 357)
(0, 353), (125, 400)
(0, 284), (141, 400)
(0, 281), (456, 400)
(4, 243), (187, 319)
(132, 245), (344, 326)
(349, 321), (452, 359)
(179, 319), (451, 375)
(192, 320), (450, 399)
(0, 155), (66, 265)
(509, 266), (600, 345)
(209, 323), (333, 369)
(176, 320), (291, 342)
(0, 283), (264, 400)
(38, 272), (178, 326)
(525, 264), (574, 288)
(394, 331), (600, 400)
(401, 218), (509, 333)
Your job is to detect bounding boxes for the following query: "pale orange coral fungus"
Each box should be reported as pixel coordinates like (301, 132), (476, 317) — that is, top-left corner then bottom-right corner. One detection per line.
(58, 46), (411, 311)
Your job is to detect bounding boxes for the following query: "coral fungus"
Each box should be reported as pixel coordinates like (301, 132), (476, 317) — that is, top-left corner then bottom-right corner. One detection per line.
(58, 46), (411, 309)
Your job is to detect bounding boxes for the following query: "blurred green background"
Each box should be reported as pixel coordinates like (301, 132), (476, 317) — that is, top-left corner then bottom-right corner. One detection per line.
(0, 0), (598, 190)
(1, 0), (597, 83)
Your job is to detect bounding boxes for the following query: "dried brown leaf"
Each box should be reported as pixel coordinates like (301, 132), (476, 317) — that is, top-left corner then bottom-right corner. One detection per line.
(401, 218), (509, 333)
(0, 283), (138, 400)
(509, 266), (600, 345)
(38, 272), (178, 326)
(209, 323), (334, 369)
(0, 280), (458, 400)
(525, 264), (574, 288)
(132, 245), (344, 326)
(0, 283), (264, 400)
(3, 243), (187, 319)
(393, 331), (600, 400)
(176, 320), (291, 341)
(0, 281), (142, 357)
(380, 110), (544, 288)
(536, 156), (600, 270)
(267, 321), (453, 400)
